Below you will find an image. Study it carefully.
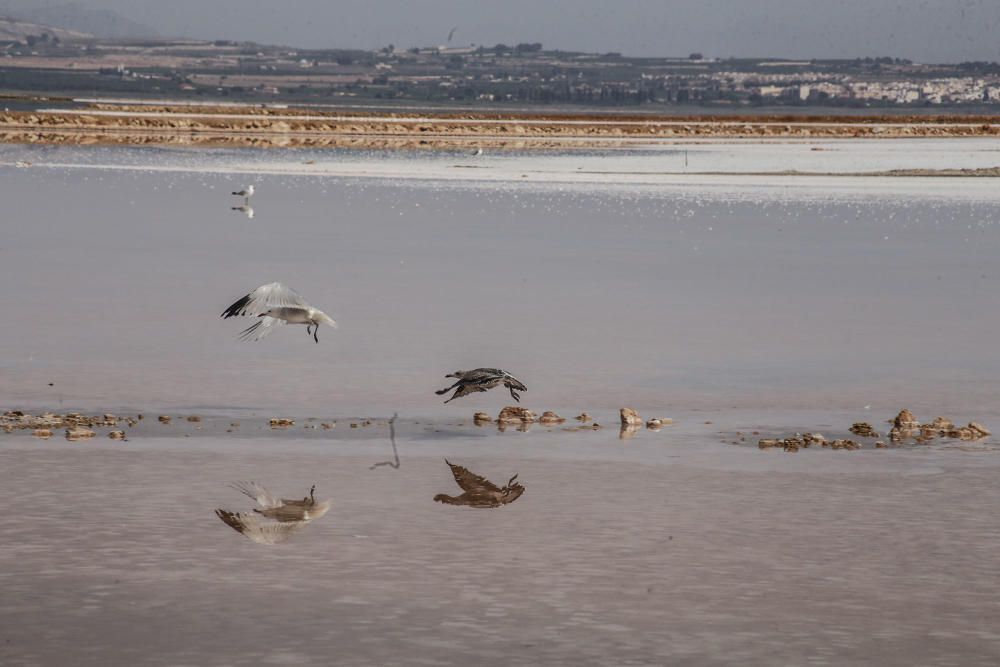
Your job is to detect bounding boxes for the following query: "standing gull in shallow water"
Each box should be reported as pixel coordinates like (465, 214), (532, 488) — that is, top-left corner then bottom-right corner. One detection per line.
(231, 184), (255, 202)
(221, 282), (337, 343)
(435, 368), (527, 403)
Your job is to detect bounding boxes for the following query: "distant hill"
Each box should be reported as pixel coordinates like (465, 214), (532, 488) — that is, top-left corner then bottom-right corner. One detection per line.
(0, 16), (91, 42)
(0, 2), (157, 40)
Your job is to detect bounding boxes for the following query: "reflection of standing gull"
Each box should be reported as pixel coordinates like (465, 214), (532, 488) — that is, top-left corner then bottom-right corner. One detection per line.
(215, 481), (332, 544)
(231, 204), (254, 218)
(435, 368), (527, 403)
(434, 460), (524, 508)
(221, 282), (337, 343)
(370, 413), (401, 470)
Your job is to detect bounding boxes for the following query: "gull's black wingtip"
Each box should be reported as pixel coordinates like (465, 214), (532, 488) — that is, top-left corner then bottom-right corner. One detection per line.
(221, 293), (251, 319)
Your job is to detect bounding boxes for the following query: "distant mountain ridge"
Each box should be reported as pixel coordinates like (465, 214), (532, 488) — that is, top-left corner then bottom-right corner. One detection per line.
(0, 2), (158, 40)
(0, 16), (92, 41)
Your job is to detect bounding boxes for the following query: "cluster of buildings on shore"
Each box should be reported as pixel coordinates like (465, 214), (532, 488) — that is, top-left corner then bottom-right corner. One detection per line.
(5, 32), (1000, 108)
(713, 70), (1000, 105)
(317, 48), (1000, 107)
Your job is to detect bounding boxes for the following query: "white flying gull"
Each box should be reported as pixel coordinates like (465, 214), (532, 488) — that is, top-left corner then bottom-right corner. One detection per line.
(231, 184), (255, 198)
(221, 282), (337, 343)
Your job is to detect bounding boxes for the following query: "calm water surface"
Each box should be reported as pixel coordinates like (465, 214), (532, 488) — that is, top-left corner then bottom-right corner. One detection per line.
(2, 143), (1000, 666)
(2, 143), (1000, 416)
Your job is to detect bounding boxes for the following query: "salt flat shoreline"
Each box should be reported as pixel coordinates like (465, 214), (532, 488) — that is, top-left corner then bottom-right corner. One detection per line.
(5, 137), (1000, 206)
(3, 104), (1000, 150)
(4, 407), (996, 455)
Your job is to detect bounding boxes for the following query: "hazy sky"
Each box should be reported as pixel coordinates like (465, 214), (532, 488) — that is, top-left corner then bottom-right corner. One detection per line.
(27, 0), (1000, 62)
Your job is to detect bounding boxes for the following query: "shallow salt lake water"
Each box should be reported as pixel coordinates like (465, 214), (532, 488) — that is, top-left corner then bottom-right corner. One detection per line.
(2, 421), (1000, 666)
(2, 141), (1000, 415)
(2, 141), (1000, 665)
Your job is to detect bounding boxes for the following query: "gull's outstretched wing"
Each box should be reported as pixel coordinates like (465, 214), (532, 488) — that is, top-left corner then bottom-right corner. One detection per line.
(229, 481), (282, 509)
(443, 383), (489, 403)
(215, 509), (309, 545)
(221, 282), (310, 318)
(445, 460), (501, 494)
(237, 316), (286, 341)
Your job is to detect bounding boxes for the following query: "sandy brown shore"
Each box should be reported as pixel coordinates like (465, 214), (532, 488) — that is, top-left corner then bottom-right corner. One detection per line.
(3, 105), (1000, 149)
(3, 408), (993, 452)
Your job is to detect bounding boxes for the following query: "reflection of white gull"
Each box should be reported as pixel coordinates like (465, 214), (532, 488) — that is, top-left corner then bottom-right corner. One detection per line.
(215, 510), (309, 544)
(231, 184), (255, 199)
(215, 482), (332, 545)
(221, 282), (337, 343)
(231, 204), (254, 218)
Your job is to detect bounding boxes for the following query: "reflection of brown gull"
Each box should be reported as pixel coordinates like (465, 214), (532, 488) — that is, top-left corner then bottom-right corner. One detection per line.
(215, 481), (331, 544)
(435, 368), (527, 403)
(434, 460), (524, 508)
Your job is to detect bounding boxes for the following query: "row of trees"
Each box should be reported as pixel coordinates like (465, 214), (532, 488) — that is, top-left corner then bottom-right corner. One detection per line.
(22, 32), (61, 47)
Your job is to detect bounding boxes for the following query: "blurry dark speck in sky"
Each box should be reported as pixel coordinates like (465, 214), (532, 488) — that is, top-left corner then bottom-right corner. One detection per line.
(8, 0), (999, 62)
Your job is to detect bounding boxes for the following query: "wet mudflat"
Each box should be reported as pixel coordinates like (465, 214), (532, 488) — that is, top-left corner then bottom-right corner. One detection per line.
(2, 425), (1000, 666)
